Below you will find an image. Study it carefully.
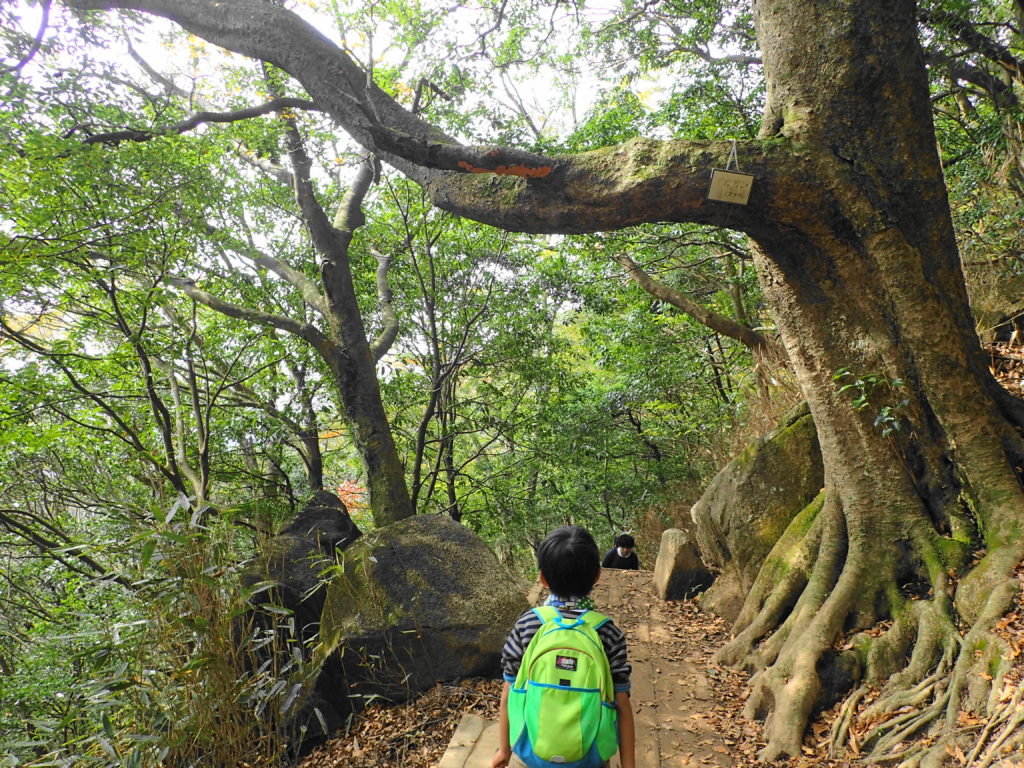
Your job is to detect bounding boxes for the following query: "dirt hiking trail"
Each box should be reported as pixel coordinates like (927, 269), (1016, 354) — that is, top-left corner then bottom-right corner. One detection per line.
(593, 568), (752, 767)
(437, 567), (751, 768)
(301, 567), (819, 768)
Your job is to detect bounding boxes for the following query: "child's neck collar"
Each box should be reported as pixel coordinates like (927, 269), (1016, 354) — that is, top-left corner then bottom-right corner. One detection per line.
(545, 594), (595, 611)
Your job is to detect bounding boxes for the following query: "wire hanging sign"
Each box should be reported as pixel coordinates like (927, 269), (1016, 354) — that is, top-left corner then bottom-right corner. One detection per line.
(707, 140), (754, 205)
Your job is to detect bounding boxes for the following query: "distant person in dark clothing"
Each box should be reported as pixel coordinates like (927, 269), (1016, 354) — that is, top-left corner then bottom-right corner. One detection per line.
(602, 534), (640, 570)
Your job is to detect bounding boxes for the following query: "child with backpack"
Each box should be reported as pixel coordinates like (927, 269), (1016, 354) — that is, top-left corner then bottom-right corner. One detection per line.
(491, 526), (636, 768)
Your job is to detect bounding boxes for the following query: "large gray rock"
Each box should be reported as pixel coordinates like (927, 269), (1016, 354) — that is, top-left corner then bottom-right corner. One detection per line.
(653, 528), (713, 600)
(280, 489), (363, 549)
(240, 490), (361, 639)
(310, 514), (529, 739)
(691, 402), (823, 622)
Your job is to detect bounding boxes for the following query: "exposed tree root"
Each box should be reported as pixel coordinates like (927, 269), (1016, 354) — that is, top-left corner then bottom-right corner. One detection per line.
(720, 474), (1024, 764)
(965, 682), (1024, 768)
(742, 497), (858, 761)
(838, 571), (1022, 767)
(945, 582), (1018, 726)
(829, 684), (868, 758)
(714, 492), (825, 669)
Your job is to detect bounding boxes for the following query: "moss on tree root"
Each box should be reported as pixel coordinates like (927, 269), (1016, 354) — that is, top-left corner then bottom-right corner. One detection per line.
(717, 477), (1024, 765)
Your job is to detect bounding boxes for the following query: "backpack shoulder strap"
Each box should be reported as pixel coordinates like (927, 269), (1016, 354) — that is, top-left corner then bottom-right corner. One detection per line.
(532, 605), (560, 624)
(534, 605), (610, 631)
(578, 610), (610, 631)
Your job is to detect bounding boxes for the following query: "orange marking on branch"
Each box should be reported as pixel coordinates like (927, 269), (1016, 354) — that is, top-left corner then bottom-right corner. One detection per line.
(457, 160), (553, 178)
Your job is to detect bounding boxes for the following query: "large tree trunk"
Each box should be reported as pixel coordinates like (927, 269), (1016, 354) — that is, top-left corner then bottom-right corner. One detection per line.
(713, 0), (1024, 761)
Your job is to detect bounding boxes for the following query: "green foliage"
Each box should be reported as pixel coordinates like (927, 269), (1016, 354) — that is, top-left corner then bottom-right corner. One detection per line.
(8, 0), (1022, 761)
(565, 88), (646, 151)
(0, 496), (308, 767)
(1, 31), (356, 760)
(833, 367), (910, 437)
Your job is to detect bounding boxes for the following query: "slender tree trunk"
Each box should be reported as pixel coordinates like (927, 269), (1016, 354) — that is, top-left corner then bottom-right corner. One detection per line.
(410, 275), (444, 509)
(289, 363), (325, 491)
(290, 142), (413, 526)
(440, 375), (460, 521)
(321, 344), (411, 524)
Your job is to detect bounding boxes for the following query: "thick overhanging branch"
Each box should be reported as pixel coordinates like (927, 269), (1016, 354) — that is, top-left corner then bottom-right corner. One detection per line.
(64, 0), (544, 172)
(413, 137), (777, 234)
(61, 0), (782, 236)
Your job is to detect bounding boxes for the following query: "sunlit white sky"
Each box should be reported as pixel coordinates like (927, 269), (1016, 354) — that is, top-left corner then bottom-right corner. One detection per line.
(7, 0), (683, 144)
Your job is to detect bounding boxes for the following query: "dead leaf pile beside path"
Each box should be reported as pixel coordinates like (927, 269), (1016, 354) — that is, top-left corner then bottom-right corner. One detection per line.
(987, 341), (1024, 398)
(299, 679), (500, 768)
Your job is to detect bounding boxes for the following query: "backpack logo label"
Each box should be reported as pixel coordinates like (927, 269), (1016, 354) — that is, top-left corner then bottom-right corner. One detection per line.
(555, 655), (577, 672)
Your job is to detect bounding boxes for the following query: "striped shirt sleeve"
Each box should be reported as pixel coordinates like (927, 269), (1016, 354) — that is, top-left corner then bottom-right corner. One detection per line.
(597, 619), (632, 693)
(500, 609), (540, 682)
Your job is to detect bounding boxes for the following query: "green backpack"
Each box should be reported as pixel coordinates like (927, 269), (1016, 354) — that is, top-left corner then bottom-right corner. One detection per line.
(508, 605), (619, 767)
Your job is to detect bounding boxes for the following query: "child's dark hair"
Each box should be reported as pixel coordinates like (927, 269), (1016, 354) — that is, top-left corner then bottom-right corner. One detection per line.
(615, 533), (635, 549)
(536, 525), (601, 598)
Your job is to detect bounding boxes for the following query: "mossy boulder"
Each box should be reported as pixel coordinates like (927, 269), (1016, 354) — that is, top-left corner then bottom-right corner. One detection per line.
(691, 402), (824, 623)
(310, 514), (529, 738)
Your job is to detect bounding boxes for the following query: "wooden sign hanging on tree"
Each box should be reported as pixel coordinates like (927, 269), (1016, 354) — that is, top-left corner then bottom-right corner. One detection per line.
(707, 169), (754, 204)
(706, 141), (754, 205)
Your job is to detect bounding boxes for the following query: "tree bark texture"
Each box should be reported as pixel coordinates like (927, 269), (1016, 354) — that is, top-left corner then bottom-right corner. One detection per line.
(63, 0), (1024, 760)
(715, 1), (1024, 760)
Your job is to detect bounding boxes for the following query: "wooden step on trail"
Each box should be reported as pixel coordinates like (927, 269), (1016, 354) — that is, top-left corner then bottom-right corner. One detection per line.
(435, 714), (497, 768)
(436, 714), (623, 768)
